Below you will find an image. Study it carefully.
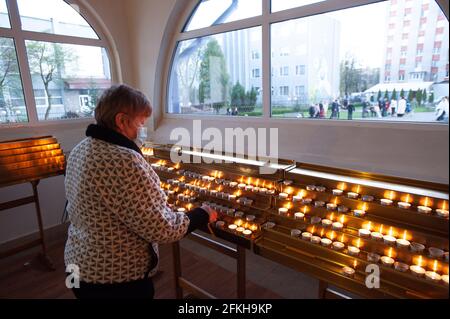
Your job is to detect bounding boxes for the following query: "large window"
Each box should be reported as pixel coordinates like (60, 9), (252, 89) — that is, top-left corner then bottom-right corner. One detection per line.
(0, 0), (112, 124)
(167, 0), (449, 123)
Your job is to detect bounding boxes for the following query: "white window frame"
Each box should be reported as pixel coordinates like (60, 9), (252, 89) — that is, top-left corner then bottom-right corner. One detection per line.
(161, 0), (448, 127)
(0, 0), (118, 128)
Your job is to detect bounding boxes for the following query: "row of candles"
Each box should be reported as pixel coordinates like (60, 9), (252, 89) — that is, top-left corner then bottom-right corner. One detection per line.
(278, 183), (449, 219)
(222, 218), (260, 237)
(265, 220), (448, 284)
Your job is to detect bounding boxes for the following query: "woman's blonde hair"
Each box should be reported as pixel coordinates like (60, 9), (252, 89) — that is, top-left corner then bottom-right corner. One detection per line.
(94, 84), (152, 129)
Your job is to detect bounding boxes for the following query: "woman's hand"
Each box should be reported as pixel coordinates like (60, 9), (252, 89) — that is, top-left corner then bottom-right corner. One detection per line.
(200, 205), (218, 223)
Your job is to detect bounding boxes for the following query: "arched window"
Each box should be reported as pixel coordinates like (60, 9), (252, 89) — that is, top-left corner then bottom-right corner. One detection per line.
(0, 0), (113, 124)
(167, 0), (449, 124)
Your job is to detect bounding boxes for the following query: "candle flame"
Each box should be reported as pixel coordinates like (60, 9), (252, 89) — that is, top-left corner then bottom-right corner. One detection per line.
(340, 215), (345, 224)
(387, 247), (393, 258)
(333, 197), (338, 205)
(247, 177), (252, 185)
(365, 221), (372, 231)
(311, 226), (315, 234)
(187, 203), (193, 210)
(433, 260), (438, 272)
(174, 163), (180, 169)
(353, 260), (357, 269)
(402, 230), (407, 240)
(234, 219), (243, 227)
(243, 222), (249, 229)
(239, 176), (244, 183)
(340, 234), (345, 243)
(379, 224), (384, 234)
(424, 197), (429, 207)
(286, 187), (293, 195)
(417, 256), (423, 267)
(338, 183), (346, 191)
(329, 231), (335, 240)
(388, 227), (394, 237)
(329, 213), (335, 221)
(302, 206), (307, 214)
(255, 179), (260, 187)
(297, 190), (305, 198)
(320, 229), (325, 237)
(250, 224), (258, 231)
(361, 203), (367, 211)
(285, 202), (292, 210)
(356, 185), (360, 193)
(405, 194), (410, 203)
(262, 181), (266, 188)
(389, 191), (395, 200)
(235, 190), (242, 197)
(442, 201), (447, 210)
(356, 238), (361, 248)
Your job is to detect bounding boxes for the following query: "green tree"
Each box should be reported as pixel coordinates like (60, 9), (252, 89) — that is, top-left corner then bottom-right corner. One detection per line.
(27, 41), (75, 120)
(377, 90), (382, 101)
(422, 89), (427, 105)
(407, 89), (414, 102)
(428, 91), (434, 104)
(391, 88), (397, 100)
(384, 89), (389, 100)
(198, 39), (230, 108)
(416, 89), (422, 105)
(231, 81), (245, 107)
(0, 38), (21, 122)
(400, 89), (405, 99)
(340, 55), (362, 96)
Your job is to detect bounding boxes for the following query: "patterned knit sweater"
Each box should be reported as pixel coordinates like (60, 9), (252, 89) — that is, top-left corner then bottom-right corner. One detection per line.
(64, 137), (193, 284)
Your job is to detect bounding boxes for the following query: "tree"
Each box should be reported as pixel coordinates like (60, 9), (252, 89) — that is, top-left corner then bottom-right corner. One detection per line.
(400, 89), (405, 99)
(198, 39), (230, 109)
(384, 89), (389, 100)
(416, 89), (423, 105)
(377, 90), (382, 101)
(422, 89), (427, 105)
(340, 55), (362, 96)
(26, 41), (75, 120)
(391, 88), (397, 100)
(0, 38), (22, 122)
(231, 81), (245, 107)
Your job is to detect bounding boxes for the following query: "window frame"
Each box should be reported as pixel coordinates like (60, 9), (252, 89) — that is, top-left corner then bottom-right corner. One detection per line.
(0, 0), (118, 127)
(162, 0), (449, 127)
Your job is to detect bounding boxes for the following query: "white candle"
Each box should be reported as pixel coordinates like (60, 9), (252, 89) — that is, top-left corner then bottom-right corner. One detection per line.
(436, 209), (449, 218)
(229, 182), (238, 188)
(321, 219), (332, 228)
(332, 222), (343, 231)
(278, 192), (289, 200)
(177, 208), (186, 213)
(301, 232), (312, 241)
(316, 186), (326, 192)
(341, 266), (355, 277)
(291, 229), (302, 237)
(306, 185), (316, 191)
(348, 246), (360, 256)
(294, 212), (305, 220)
(302, 198), (313, 205)
(210, 190), (218, 196)
(321, 238), (332, 247)
(332, 189), (343, 196)
(428, 247), (444, 259)
(362, 195), (374, 202)
(383, 235), (397, 246)
(259, 187), (268, 194)
(396, 238), (411, 249)
(367, 253), (381, 263)
(371, 232), (383, 241)
(380, 198), (393, 206)
(417, 206), (432, 214)
(238, 183), (246, 189)
(326, 203), (337, 211)
(236, 226), (245, 233)
(332, 242), (345, 251)
(243, 229), (252, 237)
(398, 202), (411, 209)
(425, 271), (442, 282)
(394, 262), (409, 272)
(358, 229), (371, 238)
(228, 194), (237, 201)
(245, 185), (253, 191)
(278, 208), (288, 216)
(252, 187), (260, 193)
(292, 195), (303, 202)
(410, 265), (426, 277)
(381, 256), (395, 267)
(311, 236), (322, 244)
(228, 224), (238, 231)
(311, 216), (322, 224)
(314, 201), (325, 207)
(410, 242), (425, 253)
(442, 275), (449, 285)
(347, 192), (359, 199)
(353, 209), (366, 217)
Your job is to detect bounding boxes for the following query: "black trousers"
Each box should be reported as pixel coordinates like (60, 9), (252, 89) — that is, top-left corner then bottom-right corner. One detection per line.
(71, 277), (155, 299)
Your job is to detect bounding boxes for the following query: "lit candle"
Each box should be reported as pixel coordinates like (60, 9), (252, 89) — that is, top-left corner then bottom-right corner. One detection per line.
(278, 207), (288, 216)
(321, 238), (332, 247)
(348, 246), (360, 256)
(236, 226), (245, 233)
(358, 229), (371, 238)
(396, 231), (410, 249)
(394, 262), (409, 272)
(332, 241), (345, 251)
(229, 182), (238, 188)
(245, 185), (253, 191)
(371, 232), (383, 241)
(301, 198), (313, 205)
(301, 232), (312, 241)
(321, 219), (332, 228)
(259, 187), (268, 194)
(341, 266), (355, 278)
(436, 201), (449, 218)
(332, 189), (343, 196)
(252, 187), (260, 193)
(425, 260), (442, 282)
(410, 256), (426, 277)
(278, 192), (289, 200)
(417, 197), (432, 214)
(380, 198), (393, 206)
(347, 192), (359, 199)
(326, 203), (337, 211)
(238, 183), (246, 190)
(243, 229), (252, 237)
(383, 227), (396, 246)
(293, 191), (304, 202)
(353, 209), (366, 217)
(362, 195), (374, 202)
(332, 222), (343, 231)
(228, 224), (238, 231)
(294, 212), (305, 220)
(291, 229), (302, 237)
(311, 236), (322, 244)
(381, 256), (395, 267)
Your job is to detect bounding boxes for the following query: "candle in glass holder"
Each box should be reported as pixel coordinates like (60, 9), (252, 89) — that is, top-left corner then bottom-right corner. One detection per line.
(332, 189), (344, 196)
(394, 262), (409, 272)
(279, 192), (289, 200)
(380, 198), (393, 206)
(291, 229), (302, 237)
(347, 192), (359, 199)
(301, 232), (312, 241)
(348, 246), (360, 256)
(294, 212), (305, 220)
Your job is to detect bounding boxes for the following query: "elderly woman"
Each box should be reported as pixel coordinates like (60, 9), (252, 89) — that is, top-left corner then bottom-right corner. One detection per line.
(64, 84), (217, 299)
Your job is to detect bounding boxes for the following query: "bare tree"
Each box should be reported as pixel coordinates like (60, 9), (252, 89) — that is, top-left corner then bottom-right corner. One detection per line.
(0, 38), (21, 121)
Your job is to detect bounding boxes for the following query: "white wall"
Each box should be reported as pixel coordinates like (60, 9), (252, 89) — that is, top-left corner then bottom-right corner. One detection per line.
(0, 0), (448, 244)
